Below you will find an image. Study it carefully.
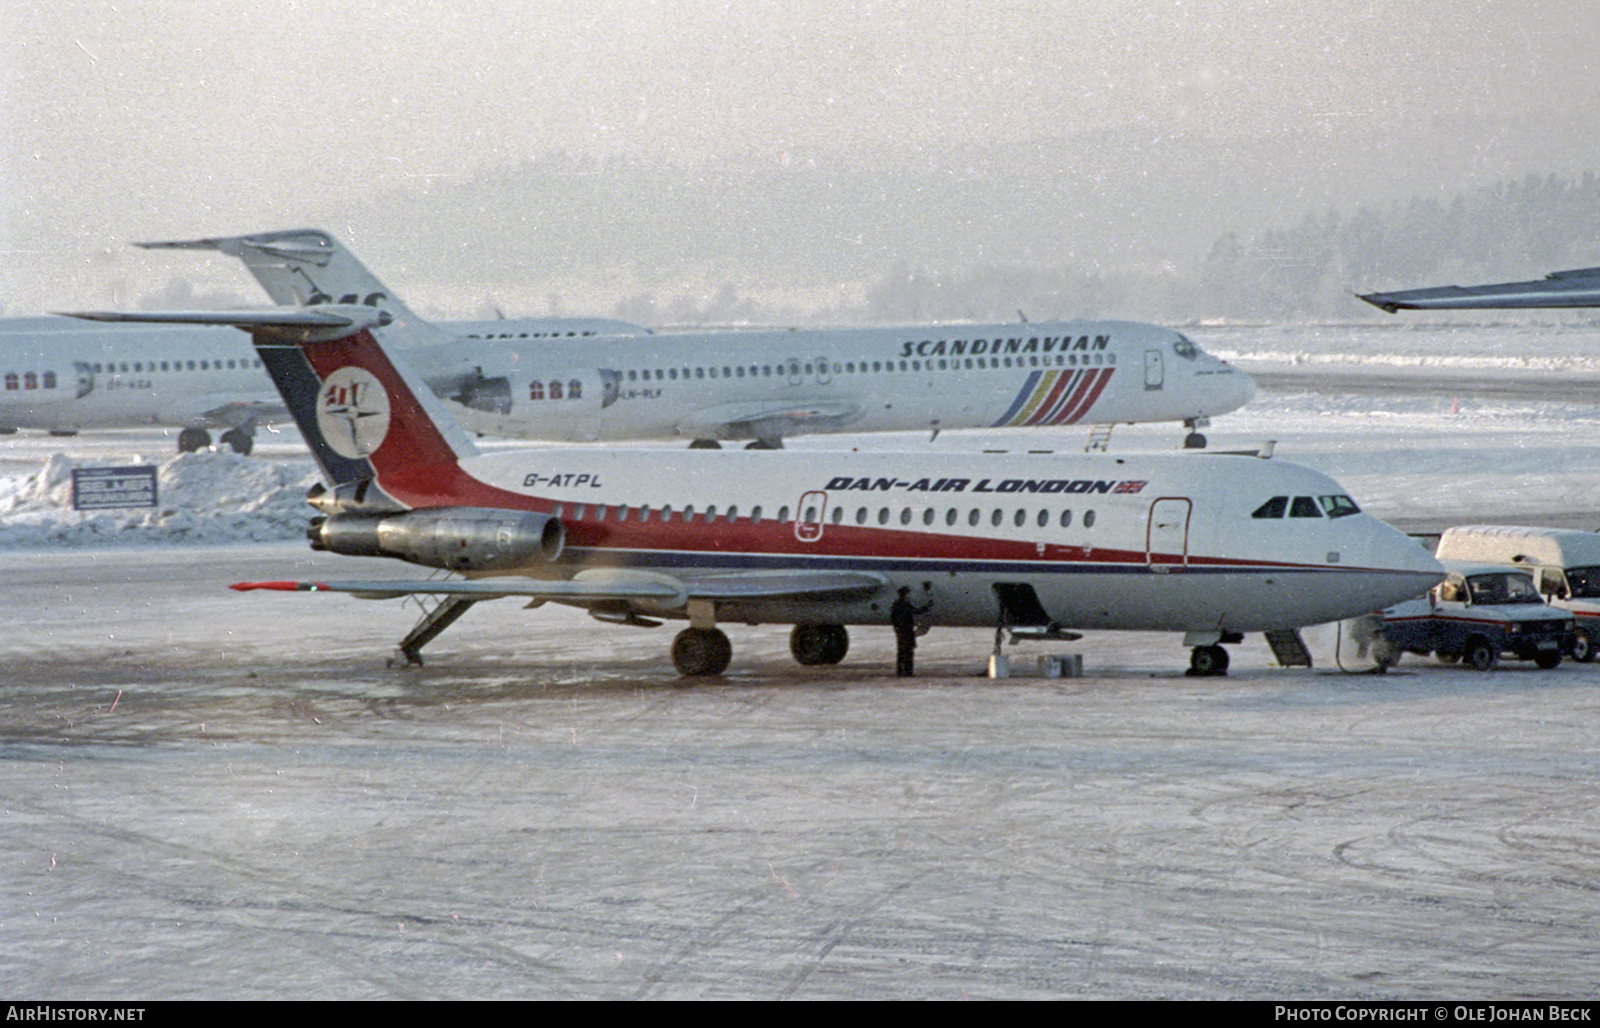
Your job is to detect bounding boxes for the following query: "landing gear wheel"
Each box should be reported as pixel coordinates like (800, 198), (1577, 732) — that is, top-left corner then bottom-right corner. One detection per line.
(1572, 629), (1594, 663)
(790, 624), (849, 666)
(672, 627), (732, 677)
(177, 427), (212, 453)
(219, 428), (254, 455)
(744, 439), (780, 450)
(1371, 633), (1401, 671)
(1464, 636), (1498, 672)
(1183, 432), (1207, 449)
(1187, 644), (1229, 677)
(687, 439), (722, 449)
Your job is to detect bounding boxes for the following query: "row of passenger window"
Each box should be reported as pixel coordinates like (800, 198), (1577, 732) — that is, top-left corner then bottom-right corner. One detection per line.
(87, 358), (263, 374)
(4, 371), (58, 390)
(548, 502), (1098, 531)
(1251, 495), (1361, 519)
(5, 357), (267, 390)
(622, 351), (1113, 384)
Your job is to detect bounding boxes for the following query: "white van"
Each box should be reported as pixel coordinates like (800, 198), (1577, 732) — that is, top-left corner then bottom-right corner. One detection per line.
(1435, 525), (1600, 662)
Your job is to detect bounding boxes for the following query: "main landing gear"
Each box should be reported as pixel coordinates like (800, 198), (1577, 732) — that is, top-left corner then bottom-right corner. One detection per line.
(177, 426), (255, 454)
(671, 623), (850, 676)
(1185, 630), (1242, 677)
(671, 627), (732, 676)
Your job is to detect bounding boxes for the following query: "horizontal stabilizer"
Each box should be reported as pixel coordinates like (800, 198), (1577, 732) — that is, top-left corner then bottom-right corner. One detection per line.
(57, 305), (389, 340)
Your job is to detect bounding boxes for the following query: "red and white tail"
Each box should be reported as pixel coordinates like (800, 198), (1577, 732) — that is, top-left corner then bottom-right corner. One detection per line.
(61, 305), (480, 508)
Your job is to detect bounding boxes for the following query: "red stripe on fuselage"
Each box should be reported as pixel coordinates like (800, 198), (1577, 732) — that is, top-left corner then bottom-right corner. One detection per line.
(1053, 367), (1113, 424)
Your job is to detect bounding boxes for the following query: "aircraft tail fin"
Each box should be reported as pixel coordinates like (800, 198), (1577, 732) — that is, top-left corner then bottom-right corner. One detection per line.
(136, 230), (443, 339)
(62, 306), (481, 509)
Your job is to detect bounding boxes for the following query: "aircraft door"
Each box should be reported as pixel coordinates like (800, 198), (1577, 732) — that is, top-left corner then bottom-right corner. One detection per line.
(795, 490), (827, 543)
(1144, 349), (1165, 391)
(787, 358), (804, 387)
(1146, 497), (1191, 570)
(815, 356), (833, 385)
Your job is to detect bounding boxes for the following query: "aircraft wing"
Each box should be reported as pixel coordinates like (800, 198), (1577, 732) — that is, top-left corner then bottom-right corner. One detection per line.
(232, 569), (885, 604)
(677, 399), (865, 438)
(181, 399), (290, 431)
(1359, 267), (1600, 312)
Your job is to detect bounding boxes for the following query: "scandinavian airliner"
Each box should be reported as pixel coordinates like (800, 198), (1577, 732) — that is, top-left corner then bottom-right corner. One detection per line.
(64, 301), (1440, 678)
(48, 228), (1256, 451)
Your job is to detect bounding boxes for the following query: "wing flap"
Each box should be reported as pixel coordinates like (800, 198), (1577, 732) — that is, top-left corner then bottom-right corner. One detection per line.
(682, 571), (885, 601)
(231, 569), (885, 605)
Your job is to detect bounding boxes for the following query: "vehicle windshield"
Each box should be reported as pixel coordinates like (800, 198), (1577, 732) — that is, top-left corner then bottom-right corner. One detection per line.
(1560, 566), (1600, 598)
(1466, 572), (1543, 605)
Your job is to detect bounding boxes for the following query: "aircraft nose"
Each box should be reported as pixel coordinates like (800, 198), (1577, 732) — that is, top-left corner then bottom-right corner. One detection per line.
(1369, 524), (1445, 605)
(1225, 365), (1257, 409)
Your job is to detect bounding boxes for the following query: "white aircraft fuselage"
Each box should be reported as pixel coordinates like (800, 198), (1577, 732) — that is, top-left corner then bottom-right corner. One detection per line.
(16, 228), (1254, 450)
(0, 316), (639, 445)
(58, 302), (1434, 676)
(426, 319), (1253, 445)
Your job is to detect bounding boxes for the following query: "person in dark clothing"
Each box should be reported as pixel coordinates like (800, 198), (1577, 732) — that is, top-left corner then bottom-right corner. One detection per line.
(890, 586), (933, 676)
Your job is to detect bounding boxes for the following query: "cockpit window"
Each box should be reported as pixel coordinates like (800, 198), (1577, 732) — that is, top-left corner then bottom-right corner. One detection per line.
(1173, 335), (1200, 360)
(1289, 496), (1322, 517)
(1318, 495), (1360, 518)
(1252, 496), (1287, 519)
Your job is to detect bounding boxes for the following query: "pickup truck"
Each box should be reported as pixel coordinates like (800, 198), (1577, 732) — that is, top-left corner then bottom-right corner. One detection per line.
(1434, 525), (1600, 662)
(1375, 561), (1575, 671)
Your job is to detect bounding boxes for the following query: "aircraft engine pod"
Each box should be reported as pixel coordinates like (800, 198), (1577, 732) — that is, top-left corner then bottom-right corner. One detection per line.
(309, 507), (565, 571)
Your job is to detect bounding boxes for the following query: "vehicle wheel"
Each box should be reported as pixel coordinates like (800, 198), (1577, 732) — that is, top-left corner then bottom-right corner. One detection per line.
(1464, 636), (1498, 672)
(672, 627), (732, 676)
(1535, 650), (1563, 670)
(791, 624), (849, 666)
(1187, 644), (1229, 677)
(177, 427), (211, 452)
(1572, 629), (1595, 663)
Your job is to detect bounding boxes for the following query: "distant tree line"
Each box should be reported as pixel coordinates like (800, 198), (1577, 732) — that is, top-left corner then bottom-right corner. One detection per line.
(1196, 172), (1600, 320)
(346, 151), (1600, 325)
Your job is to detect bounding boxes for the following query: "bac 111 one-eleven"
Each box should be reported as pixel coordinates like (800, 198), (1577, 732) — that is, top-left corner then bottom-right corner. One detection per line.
(65, 300), (1441, 677)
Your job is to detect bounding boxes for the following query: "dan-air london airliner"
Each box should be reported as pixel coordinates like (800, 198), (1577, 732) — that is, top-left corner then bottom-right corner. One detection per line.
(8, 229), (1254, 451)
(64, 301), (1439, 678)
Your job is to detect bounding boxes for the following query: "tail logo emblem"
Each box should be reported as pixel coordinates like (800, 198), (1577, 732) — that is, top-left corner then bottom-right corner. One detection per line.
(316, 368), (391, 458)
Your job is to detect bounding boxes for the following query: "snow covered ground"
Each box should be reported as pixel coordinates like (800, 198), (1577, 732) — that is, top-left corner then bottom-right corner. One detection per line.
(4, 323), (1600, 999)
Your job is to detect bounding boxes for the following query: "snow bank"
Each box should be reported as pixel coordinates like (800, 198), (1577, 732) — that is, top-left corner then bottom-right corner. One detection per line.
(0, 451), (322, 549)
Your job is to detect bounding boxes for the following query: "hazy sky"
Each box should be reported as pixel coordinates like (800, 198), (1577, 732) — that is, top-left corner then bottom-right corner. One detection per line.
(3, 0), (1598, 312)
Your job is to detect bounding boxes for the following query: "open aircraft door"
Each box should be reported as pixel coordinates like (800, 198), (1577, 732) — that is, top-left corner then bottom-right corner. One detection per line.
(1146, 497), (1191, 570)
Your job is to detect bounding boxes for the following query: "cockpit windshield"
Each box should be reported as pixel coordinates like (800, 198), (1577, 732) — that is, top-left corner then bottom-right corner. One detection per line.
(1173, 335), (1200, 361)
